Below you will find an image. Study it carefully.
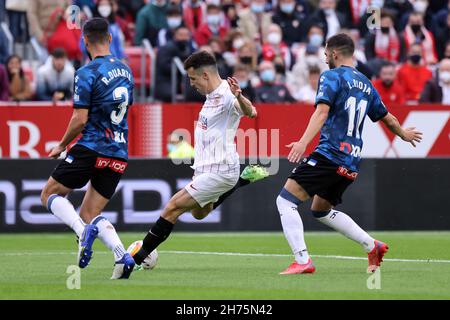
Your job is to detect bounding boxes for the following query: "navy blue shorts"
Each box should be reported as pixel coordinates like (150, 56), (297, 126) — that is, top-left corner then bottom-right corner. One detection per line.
(288, 152), (356, 206)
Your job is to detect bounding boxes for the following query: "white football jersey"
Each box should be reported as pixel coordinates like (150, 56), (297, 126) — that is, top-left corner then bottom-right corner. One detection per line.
(192, 80), (243, 174)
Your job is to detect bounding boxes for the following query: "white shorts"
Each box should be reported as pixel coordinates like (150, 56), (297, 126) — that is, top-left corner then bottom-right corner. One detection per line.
(185, 171), (240, 208)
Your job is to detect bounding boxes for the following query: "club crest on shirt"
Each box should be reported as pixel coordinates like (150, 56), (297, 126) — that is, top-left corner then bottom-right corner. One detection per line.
(198, 115), (208, 130)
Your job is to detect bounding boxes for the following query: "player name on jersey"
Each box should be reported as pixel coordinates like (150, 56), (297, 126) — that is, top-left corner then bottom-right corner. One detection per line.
(101, 68), (132, 86)
(346, 79), (372, 95)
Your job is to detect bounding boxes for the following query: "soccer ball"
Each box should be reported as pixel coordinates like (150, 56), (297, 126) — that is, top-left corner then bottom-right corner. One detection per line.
(127, 240), (158, 270)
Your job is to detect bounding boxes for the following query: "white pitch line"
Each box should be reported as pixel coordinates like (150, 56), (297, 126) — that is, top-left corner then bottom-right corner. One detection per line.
(1, 250), (450, 264)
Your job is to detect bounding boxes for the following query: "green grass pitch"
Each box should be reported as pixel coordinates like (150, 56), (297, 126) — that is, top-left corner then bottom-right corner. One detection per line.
(1, 232), (450, 300)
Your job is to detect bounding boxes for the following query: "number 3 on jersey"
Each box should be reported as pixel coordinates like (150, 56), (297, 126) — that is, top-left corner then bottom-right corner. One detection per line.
(345, 96), (367, 139)
(111, 86), (129, 125)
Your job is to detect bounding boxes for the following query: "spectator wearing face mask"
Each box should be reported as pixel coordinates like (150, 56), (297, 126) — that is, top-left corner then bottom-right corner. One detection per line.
(255, 60), (296, 103)
(403, 11), (438, 65)
(221, 0), (239, 28)
(233, 63), (255, 102)
(155, 26), (194, 102)
(237, 0), (272, 44)
(208, 37), (233, 78)
(81, 0), (126, 60)
(420, 58), (450, 104)
(372, 62), (406, 106)
(287, 25), (327, 96)
(261, 24), (293, 71)
(397, 43), (433, 103)
(365, 10), (407, 64)
(194, 4), (229, 47)
(272, 0), (308, 46)
(134, 0), (168, 47)
(158, 6), (184, 47)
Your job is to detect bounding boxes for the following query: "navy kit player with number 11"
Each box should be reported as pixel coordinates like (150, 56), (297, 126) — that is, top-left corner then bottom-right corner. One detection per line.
(40, 18), (135, 279)
(277, 34), (423, 275)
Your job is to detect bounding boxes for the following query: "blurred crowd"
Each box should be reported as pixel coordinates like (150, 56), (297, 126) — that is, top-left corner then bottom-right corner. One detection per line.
(0, 0), (450, 106)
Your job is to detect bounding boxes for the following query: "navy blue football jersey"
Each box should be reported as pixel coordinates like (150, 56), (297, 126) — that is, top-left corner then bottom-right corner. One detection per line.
(73, 55), (134, 159)
(314, 66), (388, 172)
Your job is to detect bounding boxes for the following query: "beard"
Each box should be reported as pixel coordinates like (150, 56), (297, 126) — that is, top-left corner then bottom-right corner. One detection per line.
(328, 56), (336, 69)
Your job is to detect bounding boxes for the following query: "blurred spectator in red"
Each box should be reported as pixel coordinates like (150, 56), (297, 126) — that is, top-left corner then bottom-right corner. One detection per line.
(117, 0), (145, 23)
(36, 48), (74, 102)
(436, 12), (450, 60)
(272, 0), (307, 46)
(0, 63), (9, 101)
(157, 6), (183, 47)
(403, 11), (438, 65)
(237, 0), (272, 44)
(5, 54), (32, 101)
(233, 63), (255, 102)
(155, 26), (194, 102)
(364, 10), (407, 63)
(194, 4), (229, 47)
(261, 24), (293, 71)
(134, 0), (168, 46)
(183, 0), (206, 34)
(295, 65), (321, 104)
(397, 43), (433, 103)
(255, 60), (295, 103)
(306, 0), (348, 40)
(372, 62), (406, 106)
(222, 29), (246, 68)
(420, 58), (450, 104)
(27, 0), (70, 47)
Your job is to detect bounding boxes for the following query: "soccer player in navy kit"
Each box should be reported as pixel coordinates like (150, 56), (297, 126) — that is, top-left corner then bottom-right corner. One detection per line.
(40, 18), (135, 279)
(277, 34), (423, 275)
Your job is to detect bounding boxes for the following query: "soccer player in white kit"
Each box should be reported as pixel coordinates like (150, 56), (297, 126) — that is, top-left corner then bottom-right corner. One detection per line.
(132, 51), (257, 265)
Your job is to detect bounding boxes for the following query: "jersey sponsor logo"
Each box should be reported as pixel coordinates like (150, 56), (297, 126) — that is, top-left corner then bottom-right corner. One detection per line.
(340, 142), (361, 158)
(336, 166), (358, 180)
(190, 183), (198, 191)
(307, 159), (317, 166)
(95, 157), (128, 174)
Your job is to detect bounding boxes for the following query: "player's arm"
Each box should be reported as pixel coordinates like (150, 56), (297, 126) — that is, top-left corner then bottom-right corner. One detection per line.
(286, 103), (330, 163)
(49, 108), (89, 159)
(227, 77), (257, 118)
(380, 112), (423, 147)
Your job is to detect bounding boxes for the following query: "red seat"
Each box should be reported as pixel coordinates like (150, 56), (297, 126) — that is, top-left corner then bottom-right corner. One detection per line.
(124, 46), (151, 87)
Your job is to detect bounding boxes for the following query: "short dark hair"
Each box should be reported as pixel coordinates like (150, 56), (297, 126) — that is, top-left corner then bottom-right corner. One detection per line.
(326, 33), (355, 57)
(184, 50), (217, 71)
(380, 61), (395, 69)
(83, 17), (110, 44)
(51, 48), (67, 59)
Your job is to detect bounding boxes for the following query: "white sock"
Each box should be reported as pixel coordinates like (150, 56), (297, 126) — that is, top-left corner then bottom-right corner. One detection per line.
(92, 216), (126, 261)
(276, 195), (310, 264)
(47, 194), (85, 238)
(316, 209), (375, 252)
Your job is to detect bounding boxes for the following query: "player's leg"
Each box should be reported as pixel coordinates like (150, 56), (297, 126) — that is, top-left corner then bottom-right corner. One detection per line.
(277, 178), (315, 274)
(133, 188), (201, 265)
(212, 165), (269, 209)
(81, 169), (135, 278)
(41, 177), (85, 238)
(311, 192), (388, 272)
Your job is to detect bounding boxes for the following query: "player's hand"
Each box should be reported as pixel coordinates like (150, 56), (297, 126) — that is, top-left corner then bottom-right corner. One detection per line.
(287, 141), (306, 163)
(401, 127), (423, 147)
(48, 145), (66, 159)
(227, 77), (242, 98)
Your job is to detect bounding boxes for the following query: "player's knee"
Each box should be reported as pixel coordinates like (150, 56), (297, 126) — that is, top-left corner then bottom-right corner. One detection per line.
(40, 187), (52, 207)
(311, 210), (331, 219)
(191, 209), (209, 220)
